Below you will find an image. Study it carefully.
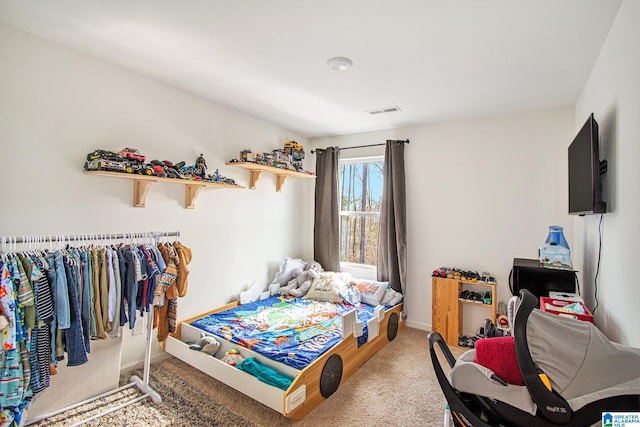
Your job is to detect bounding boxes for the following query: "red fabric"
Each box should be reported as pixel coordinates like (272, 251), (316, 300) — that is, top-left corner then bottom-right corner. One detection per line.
(474, 336), (525, 386)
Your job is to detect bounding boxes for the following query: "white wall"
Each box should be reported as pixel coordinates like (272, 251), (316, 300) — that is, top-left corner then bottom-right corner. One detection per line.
(573, 0), (640, 347)
(0, 24), (314, 418)
(312, 107), (575, 333)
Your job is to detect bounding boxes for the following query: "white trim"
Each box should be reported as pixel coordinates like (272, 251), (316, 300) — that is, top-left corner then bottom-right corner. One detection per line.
(340, 261), (376, 271)
(340, 262), (377, 280)
(339, 155), (384, 164)
(339, 211), (380, 217)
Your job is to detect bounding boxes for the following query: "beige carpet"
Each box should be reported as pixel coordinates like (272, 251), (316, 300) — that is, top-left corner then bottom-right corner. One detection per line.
(30, 327), (463, 426)
(29, 365), (255, 427)
(160, 326), (463, 427)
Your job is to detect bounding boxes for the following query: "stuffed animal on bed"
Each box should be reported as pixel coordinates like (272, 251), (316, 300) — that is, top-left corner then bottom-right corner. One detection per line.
(279, 260), (323, 297)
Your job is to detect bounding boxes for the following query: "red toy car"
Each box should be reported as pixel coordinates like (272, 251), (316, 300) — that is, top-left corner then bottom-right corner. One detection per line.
(119, 148), (146, 163)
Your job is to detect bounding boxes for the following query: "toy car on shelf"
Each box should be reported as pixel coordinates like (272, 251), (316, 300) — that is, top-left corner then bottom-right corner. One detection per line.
(119, 148), (146, 163)
(205, 169), (236, 185)
(127, 160), (167, 178)
(177, 164), (202, 180)
(284, 141), (303, 152)
(86, 149), (122, 162)
(155, 160), (185, 179)
(240, 149), (255, 163)
(84, 158), (128, 173)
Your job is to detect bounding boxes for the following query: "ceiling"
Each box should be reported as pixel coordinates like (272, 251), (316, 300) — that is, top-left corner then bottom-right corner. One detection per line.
(0, 1), (622, 138)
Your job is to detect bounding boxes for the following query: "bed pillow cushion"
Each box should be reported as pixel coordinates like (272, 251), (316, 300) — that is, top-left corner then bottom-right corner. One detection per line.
(272, 257), (308, 286)
(380, 285), (403, 306)
(351, 279), (388, 306)
(305, 272), (347, 302)
(339, 283), (362, 305)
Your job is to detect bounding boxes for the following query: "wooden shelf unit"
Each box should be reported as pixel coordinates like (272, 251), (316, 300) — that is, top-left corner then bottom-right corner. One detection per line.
(226, 162), (315, 192)
(431, 276), (496, 347)
(84, 170), (244, 208)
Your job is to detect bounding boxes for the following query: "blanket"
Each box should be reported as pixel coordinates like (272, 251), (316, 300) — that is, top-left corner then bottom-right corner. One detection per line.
(190, 295), (380, 370)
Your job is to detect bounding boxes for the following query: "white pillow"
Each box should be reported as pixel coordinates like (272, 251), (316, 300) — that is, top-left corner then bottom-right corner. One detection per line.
(380, 285), (403, 306)
(272, 257), (307, 286)
(339, 283), (362, 305)
(351, 279), (388, 306)
(305, 272), (348, 302)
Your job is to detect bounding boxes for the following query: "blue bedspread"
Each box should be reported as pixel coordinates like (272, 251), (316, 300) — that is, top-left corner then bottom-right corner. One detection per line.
(190, 295), (379, 370)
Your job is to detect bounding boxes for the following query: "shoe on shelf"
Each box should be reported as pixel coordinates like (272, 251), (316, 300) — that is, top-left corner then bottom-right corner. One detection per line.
(483, 291), (492, 304)
(480, 271), (496, 283)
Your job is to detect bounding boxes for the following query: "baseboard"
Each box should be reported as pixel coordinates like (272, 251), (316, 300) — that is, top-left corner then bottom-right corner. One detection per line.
(120, 351), (172, 374)
(405, 319), (431, 331)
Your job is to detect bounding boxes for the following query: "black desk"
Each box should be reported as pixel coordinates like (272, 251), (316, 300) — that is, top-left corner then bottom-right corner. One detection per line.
(510, 258), (576, 299)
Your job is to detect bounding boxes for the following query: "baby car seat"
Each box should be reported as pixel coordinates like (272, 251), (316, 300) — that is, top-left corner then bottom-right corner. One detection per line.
(428, 290), (640, 426)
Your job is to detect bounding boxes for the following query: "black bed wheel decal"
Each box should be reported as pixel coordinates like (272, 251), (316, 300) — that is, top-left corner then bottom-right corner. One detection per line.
(320, 354), (343, 398)
(387, 312), (399, 341)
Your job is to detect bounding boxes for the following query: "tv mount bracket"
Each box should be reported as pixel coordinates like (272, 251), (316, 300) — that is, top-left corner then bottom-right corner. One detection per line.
(599, 159), (608, 174)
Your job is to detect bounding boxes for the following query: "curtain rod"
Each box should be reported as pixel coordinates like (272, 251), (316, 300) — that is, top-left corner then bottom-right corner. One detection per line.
(1, 231), (180, 245)
(310, 139), (409, 154)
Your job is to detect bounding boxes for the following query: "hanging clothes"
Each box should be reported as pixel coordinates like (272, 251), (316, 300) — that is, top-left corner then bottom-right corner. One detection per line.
(0, 234), (187, 425)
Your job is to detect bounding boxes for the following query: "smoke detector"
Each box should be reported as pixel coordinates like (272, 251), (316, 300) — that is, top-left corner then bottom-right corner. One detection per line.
(327, 56), (353, 71)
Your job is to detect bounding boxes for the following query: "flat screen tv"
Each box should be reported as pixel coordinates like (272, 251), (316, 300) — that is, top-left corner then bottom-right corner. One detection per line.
(568, 113), (606, 215)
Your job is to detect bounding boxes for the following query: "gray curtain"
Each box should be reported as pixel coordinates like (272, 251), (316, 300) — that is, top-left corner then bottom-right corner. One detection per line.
(377, 140), (407, 294)
(314, 147), (340, 272)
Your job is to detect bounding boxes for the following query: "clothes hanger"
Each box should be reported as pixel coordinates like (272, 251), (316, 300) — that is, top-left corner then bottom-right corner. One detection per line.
(1, 236), (7, 263)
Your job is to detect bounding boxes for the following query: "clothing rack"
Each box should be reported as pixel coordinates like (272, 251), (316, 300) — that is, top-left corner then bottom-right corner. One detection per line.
(1, 231), (181, 427)
(310, 139), (409, 154)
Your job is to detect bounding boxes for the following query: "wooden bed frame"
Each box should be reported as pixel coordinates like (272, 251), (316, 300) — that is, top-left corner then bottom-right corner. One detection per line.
(164, 300), (404, 420)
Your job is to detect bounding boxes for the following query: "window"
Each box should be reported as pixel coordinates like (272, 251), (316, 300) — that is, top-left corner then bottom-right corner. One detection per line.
(339, 156), (384, 266)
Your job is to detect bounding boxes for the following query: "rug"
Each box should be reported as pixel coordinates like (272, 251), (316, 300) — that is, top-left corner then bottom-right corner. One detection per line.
(29, 364), (256, 427)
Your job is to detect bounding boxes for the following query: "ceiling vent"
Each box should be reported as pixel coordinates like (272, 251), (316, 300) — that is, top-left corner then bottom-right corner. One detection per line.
(366, 106), (402, 115)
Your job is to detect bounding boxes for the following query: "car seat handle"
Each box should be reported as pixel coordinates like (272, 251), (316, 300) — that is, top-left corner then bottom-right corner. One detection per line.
(514, 290), (572, 423)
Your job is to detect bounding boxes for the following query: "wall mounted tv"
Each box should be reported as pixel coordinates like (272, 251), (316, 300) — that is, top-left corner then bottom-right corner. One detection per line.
(568, 113), (607, 215)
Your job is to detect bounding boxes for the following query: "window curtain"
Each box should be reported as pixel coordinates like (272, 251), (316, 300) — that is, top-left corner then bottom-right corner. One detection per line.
(377, 140), (407, 295)
(314, 147), (340, 272)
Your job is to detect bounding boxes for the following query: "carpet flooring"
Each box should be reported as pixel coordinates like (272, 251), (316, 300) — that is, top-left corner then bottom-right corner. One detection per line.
(30, 327), (463, 426)
(29, 364), (255, 427)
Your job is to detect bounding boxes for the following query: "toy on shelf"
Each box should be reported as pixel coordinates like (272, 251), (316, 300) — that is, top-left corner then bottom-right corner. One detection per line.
(431, 267), (496, 284)
(195, 153), (207, 179)
(119, 147), (146, 163)
(229, 141), (313, 175)
(83, 149), (239, 185)
(239, 149), (255, 163)
(284, 141), (305, 172)
(206, 169), (236, 185)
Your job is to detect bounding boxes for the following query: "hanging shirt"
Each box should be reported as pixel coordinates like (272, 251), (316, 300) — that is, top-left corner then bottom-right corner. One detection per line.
(107, 248), (122, 338)
(0, 262), (17, 351)
(53, 251), (71, 330)
(15, 255), (35, 330)
(91, 247), (105, 339)
(106, 249), (116, 323)
(31, 256), (54, 325)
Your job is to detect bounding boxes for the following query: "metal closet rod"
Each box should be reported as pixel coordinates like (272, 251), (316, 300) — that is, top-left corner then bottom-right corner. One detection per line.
(310, 139), (409, 154)
(2, 231), (180, 244)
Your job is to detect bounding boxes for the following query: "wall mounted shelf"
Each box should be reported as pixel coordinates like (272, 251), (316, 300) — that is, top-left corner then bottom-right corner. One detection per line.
(84, 170), (244, 208)
(225, 162), (315, 192)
